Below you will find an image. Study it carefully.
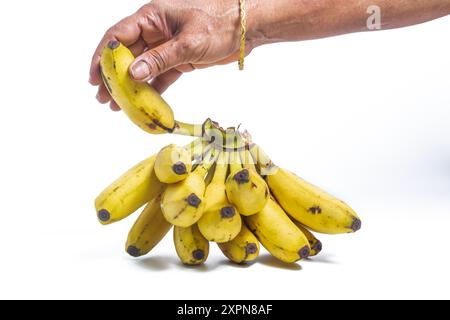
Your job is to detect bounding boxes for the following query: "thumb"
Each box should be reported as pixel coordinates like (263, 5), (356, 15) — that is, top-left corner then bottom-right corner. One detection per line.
(129, 37), (189, 82)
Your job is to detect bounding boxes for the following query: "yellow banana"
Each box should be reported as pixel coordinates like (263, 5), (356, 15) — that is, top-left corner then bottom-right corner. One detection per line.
(161, 148), (218, 227)
(245, 198), (311, 263)
(251, 145), (361, 235)
(174, 224), (209, 265)
(292, 222), (322, 257)
(218, 224), (260, 264)
(100, 41), (175, 134)
(225, 148), (269, 216)
(198, 152), (242, 243)
(154, 144), (192, 184)
(95, 155), (164, 225)
(125, 195), (172, 257)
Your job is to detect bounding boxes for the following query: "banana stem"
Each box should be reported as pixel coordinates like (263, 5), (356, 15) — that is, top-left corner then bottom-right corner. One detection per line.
(186, 138), (212, 161)
(240, 149), (257, 171)
(211, 151), (228, 185)
(228, 134), (242, 173)
(196, 147), (220, 176)
(249, 144), (278, 175)
(173, 121), (204, 137)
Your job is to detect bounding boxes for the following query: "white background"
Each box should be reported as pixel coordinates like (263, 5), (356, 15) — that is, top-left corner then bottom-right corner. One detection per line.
(0, 0), (449, 300)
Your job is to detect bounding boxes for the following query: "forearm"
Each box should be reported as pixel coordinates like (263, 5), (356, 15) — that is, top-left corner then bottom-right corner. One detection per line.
(247, 0), (450, 46)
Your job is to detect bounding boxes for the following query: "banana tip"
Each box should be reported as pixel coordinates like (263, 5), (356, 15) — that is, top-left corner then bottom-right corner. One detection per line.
(107, 40), (120, 50)
(234, 169), (250, 184)
(245, 243), (258, 255)
(173, 162), (187, 175)
(126, 246), (141, 258)
(192, 249), (205, 261)
(220, 206), (236, 219)
(313, 241), (322, 253)
(351, 218), (362, 232)
(97, 209), (111, 223)
(187, 193), (202, 208)
(299, 246), (311, 259)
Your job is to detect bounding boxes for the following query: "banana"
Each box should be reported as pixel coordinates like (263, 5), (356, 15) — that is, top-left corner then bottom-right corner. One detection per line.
(100, 41), (175, 134)
(125, 194), (172, 257)
(225, 148), (269, 216)
(251, 145), (361, 234)
(95, 155), (164, 225)
(292, 222), (322, 257)
(245, 198), (311, 263)
(161, 148), (218, 227)
(174, 224), (209, 265)
(154, 144), (192, 184)
(218, 224), (260, 264)
(198, 152), (242, 243)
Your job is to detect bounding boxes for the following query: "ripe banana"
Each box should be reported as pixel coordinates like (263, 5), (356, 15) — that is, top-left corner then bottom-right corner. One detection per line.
(245, 198), (311, 263)
(154, 144), (192, 184)
(251, 145), (362, 235)
(174, 224), (209, 265)
(125, 194), (172, 257)
(161, 148), (218, 227)
(218, 224), (260, 264)
(95, 155), (164, 225)
(225, 149), (269, 216)
(198, 152), (242, 243)
(292, 222), (322, 257)
(100, 41), (175, 134)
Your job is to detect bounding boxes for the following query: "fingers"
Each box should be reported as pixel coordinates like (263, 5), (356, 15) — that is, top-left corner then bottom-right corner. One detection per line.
(89, 15), (143, 86)
(96, 84), (111, 104)
(129, 36), (192, 82)
(110, 101), (121, 112)
(150, 69), (183, 94)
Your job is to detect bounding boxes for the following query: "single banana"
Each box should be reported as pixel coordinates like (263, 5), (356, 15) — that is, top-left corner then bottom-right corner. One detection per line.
(174, 224), (209, 265)
(198, 152), (242, 243)
(251, 145), (361, 235)
(245, 198), (311, 263)
(154, 144), (192, 184)
(95, 155), (164, 225)
(218, 224), (260, 264)
(125, 194), (172, 258)
(225, 148), (269, 216)
(161, 148), (218, 227)
(292, 222), (323, 257)
(95, 139), (203, 225)
(100, 41), (175, 134)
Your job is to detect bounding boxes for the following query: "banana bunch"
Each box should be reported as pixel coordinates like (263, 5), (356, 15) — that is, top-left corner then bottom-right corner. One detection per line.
(95, 41), (361, 266)
(95, 124), (361, 265)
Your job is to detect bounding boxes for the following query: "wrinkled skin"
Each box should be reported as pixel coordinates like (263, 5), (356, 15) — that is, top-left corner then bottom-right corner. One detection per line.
(90, 0), (450, 111)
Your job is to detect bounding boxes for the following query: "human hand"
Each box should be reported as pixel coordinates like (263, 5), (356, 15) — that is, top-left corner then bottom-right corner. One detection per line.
(89, 0), (249, 111)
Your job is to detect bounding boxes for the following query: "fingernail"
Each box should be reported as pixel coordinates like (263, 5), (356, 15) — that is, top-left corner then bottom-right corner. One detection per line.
(130, 61), (150, 80)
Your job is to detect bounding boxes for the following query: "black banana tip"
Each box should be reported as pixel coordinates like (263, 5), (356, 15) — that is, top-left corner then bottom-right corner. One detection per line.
(126, 246), (141, 258)
(220, 206), (236, 219)
(97, 209), (110, 222)
(351, 218), (362, 232)
(192, 249), (205, 261)
(173, 162), (187, 175)
(245, 243), (258, 255)
(313, 241), (323, 253)
(298, 246), (311, 259)
(187, 194), (202, 208)
(234, 169), (250, 184)
(107, 40), (120, 50)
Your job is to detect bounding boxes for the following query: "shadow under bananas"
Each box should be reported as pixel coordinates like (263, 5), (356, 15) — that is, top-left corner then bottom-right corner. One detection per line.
(133, 255), (222, 272)
(257, 254), (303, 271)
(302, 254), (339, 265)
(132, 254), (337, 272)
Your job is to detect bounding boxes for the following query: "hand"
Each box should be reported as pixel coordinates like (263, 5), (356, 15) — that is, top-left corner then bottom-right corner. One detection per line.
(89, 0), (248, 111)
